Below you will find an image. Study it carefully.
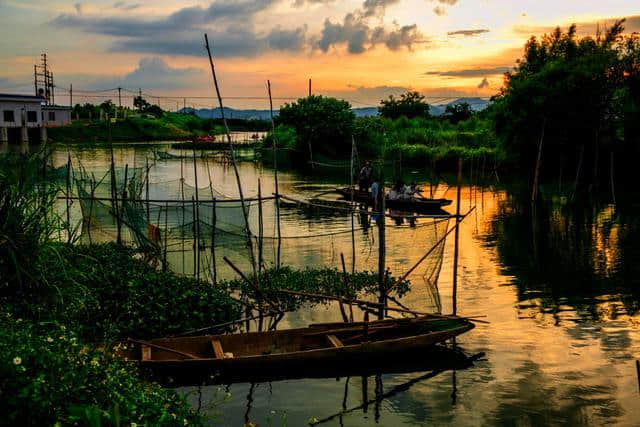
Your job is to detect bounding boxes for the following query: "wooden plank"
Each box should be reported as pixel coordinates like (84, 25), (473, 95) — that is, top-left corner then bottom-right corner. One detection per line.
(127, 337), (199, 360)
(142, 345), (152, 361)
(212, 339), (224, 359)
(327, 334), (344, 348)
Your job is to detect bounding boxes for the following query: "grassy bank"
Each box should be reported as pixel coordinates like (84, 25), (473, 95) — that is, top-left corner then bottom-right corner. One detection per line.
(47, 113), (271, 143)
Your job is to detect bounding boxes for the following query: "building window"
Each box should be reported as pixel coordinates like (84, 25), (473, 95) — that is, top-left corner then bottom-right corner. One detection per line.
(27, 111), (37, 123)
(48, 111), (56, 121)
(3, 110), (14, 122)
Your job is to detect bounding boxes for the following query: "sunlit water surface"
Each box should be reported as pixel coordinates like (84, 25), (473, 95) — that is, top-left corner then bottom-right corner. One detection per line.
(51, 143), (640, 426)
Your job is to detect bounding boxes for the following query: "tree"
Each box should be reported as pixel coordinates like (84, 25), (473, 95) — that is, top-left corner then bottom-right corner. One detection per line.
(133, 96), (150, 111)
(444, 102), (473, 124)
(277, 95), (355, 156)
(491, 19), (636, 192)
(379, 91), (430, 119)
(99, 100), (116, 118)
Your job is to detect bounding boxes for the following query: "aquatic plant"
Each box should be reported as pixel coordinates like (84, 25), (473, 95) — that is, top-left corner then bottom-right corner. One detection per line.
(222, 266), (410, 312)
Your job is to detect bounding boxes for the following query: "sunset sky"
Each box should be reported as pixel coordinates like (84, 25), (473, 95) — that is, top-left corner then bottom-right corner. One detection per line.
(0, 0), (638, 109)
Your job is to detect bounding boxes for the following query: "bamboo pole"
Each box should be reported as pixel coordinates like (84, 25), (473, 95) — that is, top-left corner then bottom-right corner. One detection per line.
(163, 202), (168, 271)
(211, 198), (217, 285)
(204, 33), (257, 280)
(452, 158), (462, 316)
(531, 118), (547, 203)
(377, 164), (386, 320)
(67, 153), (71, 243)
(258, 179), (264, 275)
(351, 137), (356, 274)
(191, 196), (197, 278)
(267, 80), (282, 268)
(192, 149), (201, 279)
(57, 195), (276, 204)
(610, 151), (616, 205)
(145, 157), (150, 223)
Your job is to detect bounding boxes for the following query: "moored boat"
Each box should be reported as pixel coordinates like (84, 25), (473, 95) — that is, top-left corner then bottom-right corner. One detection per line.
(335, 187), (452, 214)
(116, 315), (474, 385)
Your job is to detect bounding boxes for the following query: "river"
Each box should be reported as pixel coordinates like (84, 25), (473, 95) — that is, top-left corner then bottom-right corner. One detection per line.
(51, 142), (640, 426)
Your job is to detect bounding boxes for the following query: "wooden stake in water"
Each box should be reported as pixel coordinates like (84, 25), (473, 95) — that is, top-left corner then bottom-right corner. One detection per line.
(204, 33), (256, 280)
(350, 137), (356, 274)
(191, 196), (197, 278)
(65, 153), (72, 243)
(211, 198), (217, 285)
(452, 157), (463, 316)
(258, 179), (264, 275)
(377, 164), (386, 320)
(192, 148), (201, 280)
(267, 80), (282, 267)
(145, 157), (150, 223)
(163, 202), (168, 271)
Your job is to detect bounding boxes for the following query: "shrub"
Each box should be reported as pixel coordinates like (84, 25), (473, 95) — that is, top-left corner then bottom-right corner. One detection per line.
(0, 313), (203, 426)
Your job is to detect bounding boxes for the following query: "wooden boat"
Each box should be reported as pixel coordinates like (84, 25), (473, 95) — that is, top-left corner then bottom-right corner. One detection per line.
(116, 315), (474, 385)
(335, 187), (452, 214)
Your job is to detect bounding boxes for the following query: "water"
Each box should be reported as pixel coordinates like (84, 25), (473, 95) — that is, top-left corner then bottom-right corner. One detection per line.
(52, 143), (640, 426)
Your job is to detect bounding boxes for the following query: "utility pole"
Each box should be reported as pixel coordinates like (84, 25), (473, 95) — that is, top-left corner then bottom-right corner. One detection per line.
(117, 87), (122, 109)
(183, 98), (186, 112)
(308, 78), (312, 97)
(70, 84), (73, 108)
(34, 65), (37, 96)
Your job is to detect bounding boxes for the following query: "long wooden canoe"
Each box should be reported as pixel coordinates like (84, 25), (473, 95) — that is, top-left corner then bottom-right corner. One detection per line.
(116, 316), (474, 385)
(335, 188), (452, 214)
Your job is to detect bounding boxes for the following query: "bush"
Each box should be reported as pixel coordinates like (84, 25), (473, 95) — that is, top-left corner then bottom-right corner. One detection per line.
(16, 243), (243, 340)
(0, 313), (202, 426)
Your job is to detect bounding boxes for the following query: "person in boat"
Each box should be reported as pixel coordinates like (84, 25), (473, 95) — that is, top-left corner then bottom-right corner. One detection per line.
(388, 180), (404, 201)
(358, 161), (373, 191)
(370, 177), (380, 210)
(403, 181), (421, 200)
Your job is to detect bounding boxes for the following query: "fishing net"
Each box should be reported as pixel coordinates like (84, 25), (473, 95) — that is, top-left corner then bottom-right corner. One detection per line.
(53, 154), (451, 300)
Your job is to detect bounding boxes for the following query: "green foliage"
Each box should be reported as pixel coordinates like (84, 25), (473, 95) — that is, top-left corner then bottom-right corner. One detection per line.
(222, 266), (410, 312)
(443, 102), (474, 124)
(352, 115), (496, 165)
(491, 19), (640, 186)
(0, 150), (61, 297)
(263, 124), (297, 150)
(0, 313), (202, 426)
(11, 243), (243, 340)
(379, 91), (430, 119)
(277, 95), (355, 156)
(133, 95), (151, 111)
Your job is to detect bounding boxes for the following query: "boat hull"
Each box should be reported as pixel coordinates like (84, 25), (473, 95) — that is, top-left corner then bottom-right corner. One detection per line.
(118, 316), (474, 386)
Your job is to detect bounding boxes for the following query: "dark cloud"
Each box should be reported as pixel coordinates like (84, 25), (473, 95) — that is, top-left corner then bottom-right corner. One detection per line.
(52, 0), (308, 58)
(477, 77), (490, 88)
(74, 2), (82, 14)
(447, 29), (490, 37)
(318, 13), (371, 53)
(53, 0), (279, 36)
(318, 13), (425, 53)
(425, 66), (511, 77)
(266, 26), (307, 51)
(362, 0), (401, 18)
(428, 0), (457, 15)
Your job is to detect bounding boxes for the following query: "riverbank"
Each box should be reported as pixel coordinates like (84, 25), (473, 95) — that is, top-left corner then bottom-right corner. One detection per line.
(47, 113), (270, 143)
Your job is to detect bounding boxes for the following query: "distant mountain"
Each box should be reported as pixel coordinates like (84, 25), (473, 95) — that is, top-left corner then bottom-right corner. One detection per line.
(179, 97), (489, 120)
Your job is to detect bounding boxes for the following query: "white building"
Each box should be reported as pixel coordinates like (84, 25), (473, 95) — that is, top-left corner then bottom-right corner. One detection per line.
(42, 105), (72, 127)
(0, 93), (71, 143)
